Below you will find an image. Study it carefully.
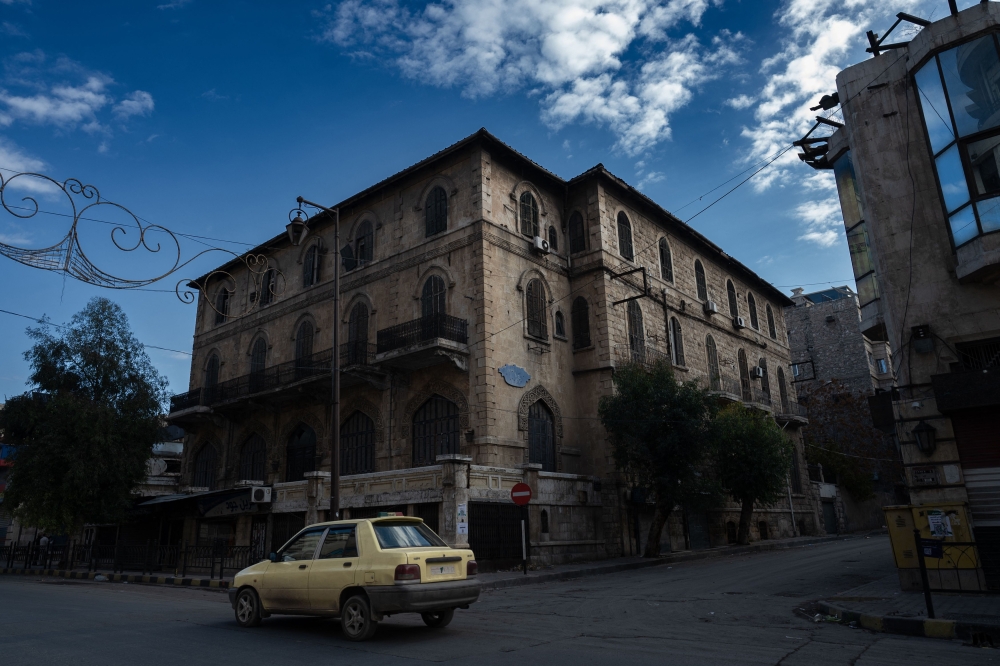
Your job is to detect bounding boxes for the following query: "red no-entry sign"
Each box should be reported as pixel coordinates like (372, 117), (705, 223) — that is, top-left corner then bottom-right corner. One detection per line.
(511, 482), (532, 506)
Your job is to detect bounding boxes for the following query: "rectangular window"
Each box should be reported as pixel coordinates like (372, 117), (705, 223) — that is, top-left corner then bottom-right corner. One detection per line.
(791, 363), (801, 377)
(876, 358), (888, 374)
(833, 152), (864, 229)
(846, 223), (873, 276)
(856, 273), (880, 306)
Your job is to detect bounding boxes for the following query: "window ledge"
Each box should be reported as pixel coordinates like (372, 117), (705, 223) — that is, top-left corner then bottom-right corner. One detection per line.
(554, 334), (568, 342)
(524, 333), (551, 345)
(672, 364), (689, 372)
(572, 344), (595, 353)
(956, 231), (1000, 283)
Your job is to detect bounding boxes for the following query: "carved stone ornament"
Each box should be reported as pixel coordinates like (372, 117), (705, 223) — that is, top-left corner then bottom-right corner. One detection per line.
(517, 384), (564, 438)
(340, 397), (386, 443)
(400, 380), (470, 438)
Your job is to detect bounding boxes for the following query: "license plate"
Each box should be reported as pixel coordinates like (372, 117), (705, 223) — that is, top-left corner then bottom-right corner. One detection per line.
(429, 565), (455, 575)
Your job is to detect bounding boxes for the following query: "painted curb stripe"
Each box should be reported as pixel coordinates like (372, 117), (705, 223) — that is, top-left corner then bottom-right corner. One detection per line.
(0, 567), (227, 588)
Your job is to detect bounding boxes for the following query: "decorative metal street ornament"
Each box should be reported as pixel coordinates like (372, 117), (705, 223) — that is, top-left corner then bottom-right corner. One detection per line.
(912, 420), (937, 455)
(0, 170), (283, 320)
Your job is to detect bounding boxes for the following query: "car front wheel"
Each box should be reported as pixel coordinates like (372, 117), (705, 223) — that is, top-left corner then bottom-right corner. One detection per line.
(421, 609), (454, 628)
(235, 588), (262, 628)
(341, 595), (378, 641)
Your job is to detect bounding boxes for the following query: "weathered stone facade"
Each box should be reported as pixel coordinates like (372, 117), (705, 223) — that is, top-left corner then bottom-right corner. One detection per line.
(167, 130), (822, 564)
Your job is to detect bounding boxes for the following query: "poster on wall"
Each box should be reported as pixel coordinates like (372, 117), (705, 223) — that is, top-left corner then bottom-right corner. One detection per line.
(457, 503), (468, 535)
(927, 510), (953, 538)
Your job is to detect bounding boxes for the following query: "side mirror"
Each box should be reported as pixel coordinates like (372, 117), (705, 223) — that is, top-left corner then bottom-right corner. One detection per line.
(269, 552), (278, 562)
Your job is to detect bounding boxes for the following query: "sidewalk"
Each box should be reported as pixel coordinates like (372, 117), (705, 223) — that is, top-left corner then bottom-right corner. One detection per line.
(0, 567), (229, 588)
(819, 573), (1000, 643)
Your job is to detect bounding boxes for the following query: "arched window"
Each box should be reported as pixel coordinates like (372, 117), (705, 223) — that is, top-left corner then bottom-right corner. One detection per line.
(738, 349), (751, 401)
(766, 304), (777, 339)
(295, 321), (314, 360)
(425, 186), (448, 237)
(548, 226), (558, 252)
(249, 338), (267, 391)
(214, 289), (230, 325)
(695, 260), (707, 301)
(204, 353), (220, 388)
(759, 358), (771, 404)
(617, 211), (634, 261)
(240, 434), (267, 483)
(526, 278), (548, 339)
(193, 445), (217, 490)
(540, 509), (549, 534)
(528, 400), (556, 472)
(347, 302), (369, 365)
(341, 242), (356, 272)
(421, 275), (446, 318)
(568, 211), (586, 253)
(659, 238), (673, 282)
(303, 244), (321, 287)
(670, 317), (685, 366)
(627, 300), (644, 358)
(727, 280), (739, 319)
(747, 293), (759, 330)
(286, 424), (316, 482)
(519, 191), (539, 237)
(777, 367), (789, 413)
(706, 335), (720, 390)
(355, 220), (373, 267)
(571, 297), (591, 349)
(341, 411), (376, 475)
(412, 394), (460, 466)
(554, 310), (565, 338)
(259, 269), (276, 306)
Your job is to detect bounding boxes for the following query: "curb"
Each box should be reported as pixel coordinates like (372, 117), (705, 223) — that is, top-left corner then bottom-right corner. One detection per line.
(480, 533), (859, 592)
(817, 600), (999, 643)
(0, 568), (229, 589)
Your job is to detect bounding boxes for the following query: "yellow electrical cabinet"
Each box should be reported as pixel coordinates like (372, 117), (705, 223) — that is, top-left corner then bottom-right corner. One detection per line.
(883, 504), (984, 592)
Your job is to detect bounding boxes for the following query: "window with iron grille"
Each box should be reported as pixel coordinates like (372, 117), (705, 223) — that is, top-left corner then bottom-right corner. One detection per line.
(286, 424), (316, 482)
(205, 353), (220, 388)
(240, 434), (267, 482)
(627, 300), (644, 357)
(260, 269), (276, 306)
(568, 211), (586, 253)
(706, 335), (720, 390)
(778, 367), (789, 412)
(303, 244), (321, 287)
(250, 338), (267, 375)
(617, 211), (634, 261)
(341, 411), (376, 475)
(766, 304), (777, 339)
(957, 336), (1000, 370)
(355, 220), (373, 266)
(548, 226), (558, 253)
(659, 238), (673, 282)
(528, 400), (555, 472)
(727, 280), (738, 318)
(421, 276), (446, 317)
(554, 310), (565, 338)
(747, 292), (759, 330)
(425, 186), (448, 237)
(296, 321), (314, 360)
(571, 296), (590, 349)
(193, 445), (217, 490)
(347, 302), (369, 365)
(214, 289), (230, 325)
(526, 279), (548, 339)
(759, 357), (770, 400)
(695, 260), (707, 301)
(520, 191), (539, 237)
(738, 349), (751, 401)
(670, 317), (684, 366)
(412, 395), (460, 467)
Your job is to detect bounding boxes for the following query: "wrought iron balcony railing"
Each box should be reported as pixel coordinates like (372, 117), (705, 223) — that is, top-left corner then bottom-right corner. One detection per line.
(776, 399), (808, 419)
(376, 313), (468, 354)
(613, 344), (671, 370)
(706, 373), (743, 398)
(749, 386), (773, 408)
(341, 341), (377, 367)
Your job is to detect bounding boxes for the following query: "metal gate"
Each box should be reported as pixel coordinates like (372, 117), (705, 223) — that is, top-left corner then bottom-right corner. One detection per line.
(468, 502), (528, 562)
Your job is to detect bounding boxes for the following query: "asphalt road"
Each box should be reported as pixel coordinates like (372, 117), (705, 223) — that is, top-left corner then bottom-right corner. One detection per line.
(0, 536), (992, 665)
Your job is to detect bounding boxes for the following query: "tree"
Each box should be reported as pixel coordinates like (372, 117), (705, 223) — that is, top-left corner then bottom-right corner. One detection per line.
(711, 404), (793, 545)
(0, 297), (167, 533)
(598, 359), (716, 557)
(802, 382), (903, 502)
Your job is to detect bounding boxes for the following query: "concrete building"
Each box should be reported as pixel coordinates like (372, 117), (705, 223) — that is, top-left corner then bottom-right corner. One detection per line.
(798, 3), (1000, 588)
(164, 129), (821, 566)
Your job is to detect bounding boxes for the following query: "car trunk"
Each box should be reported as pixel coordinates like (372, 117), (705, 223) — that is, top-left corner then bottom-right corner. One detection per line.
(407, 550), (467, 582)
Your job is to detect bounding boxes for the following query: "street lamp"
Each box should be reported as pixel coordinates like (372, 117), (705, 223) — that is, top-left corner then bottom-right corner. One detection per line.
(912, 420), (937, 455)
(288, 196), (341, 520)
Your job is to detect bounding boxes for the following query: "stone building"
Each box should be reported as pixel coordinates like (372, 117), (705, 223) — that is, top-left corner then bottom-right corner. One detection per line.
(165, 129), (821, 565)
(798, 3), (1000, 588)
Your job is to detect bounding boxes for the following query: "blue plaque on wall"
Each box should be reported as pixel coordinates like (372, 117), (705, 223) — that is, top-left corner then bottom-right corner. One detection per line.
(499, 364), (531, 388)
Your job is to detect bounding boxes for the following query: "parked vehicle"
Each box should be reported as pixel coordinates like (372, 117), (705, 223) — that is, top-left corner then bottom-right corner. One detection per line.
(227, 516), (479, 641)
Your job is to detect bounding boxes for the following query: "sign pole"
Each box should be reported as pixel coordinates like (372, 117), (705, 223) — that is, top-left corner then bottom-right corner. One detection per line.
(510, 482), (532, 576)
(521, 511), (527, 575)
(913, 528), (936, 619)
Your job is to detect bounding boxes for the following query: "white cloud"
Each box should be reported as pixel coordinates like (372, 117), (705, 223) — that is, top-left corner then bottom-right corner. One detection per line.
(725, 93), (755, 109)
(1, 22), (28, 37)
(636, 170), (665, 189)
(0, 138), (59, 197)
(321, 0), (736, 154)
(113, 90), (154, 119)
(0, 74), (111, 129)
(157, 0), (193, 9)
(795, 195), (842, 246)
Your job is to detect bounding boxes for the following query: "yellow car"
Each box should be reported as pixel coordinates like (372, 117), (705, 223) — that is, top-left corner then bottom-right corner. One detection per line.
(227, 516), (480, 641)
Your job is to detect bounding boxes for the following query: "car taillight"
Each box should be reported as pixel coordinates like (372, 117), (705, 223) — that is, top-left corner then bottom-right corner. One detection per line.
(466, 560), (478, 576)
(395, 564), (421, 581)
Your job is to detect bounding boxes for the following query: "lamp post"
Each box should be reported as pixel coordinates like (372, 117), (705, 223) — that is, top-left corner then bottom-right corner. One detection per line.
(288, 196), (341, 520)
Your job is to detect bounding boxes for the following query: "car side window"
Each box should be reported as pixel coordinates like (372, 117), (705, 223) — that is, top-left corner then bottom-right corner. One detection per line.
(280, 528), (325, 562)
(318, 526), (358, 559)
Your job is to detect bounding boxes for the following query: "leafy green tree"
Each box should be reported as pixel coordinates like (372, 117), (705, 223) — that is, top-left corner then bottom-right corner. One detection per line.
(598, 359), (716, 557)
(0, 297), (167, 533)
(711, 404), (793, 545)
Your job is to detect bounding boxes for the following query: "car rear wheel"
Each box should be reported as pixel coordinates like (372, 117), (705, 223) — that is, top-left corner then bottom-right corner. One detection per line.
(421, 609), (454, 628)
(341, 595), (378, 641)
(235, 588), (262, 628)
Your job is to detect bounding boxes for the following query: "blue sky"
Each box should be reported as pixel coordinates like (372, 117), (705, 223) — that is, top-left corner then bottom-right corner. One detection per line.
(0, 0), (977, 399)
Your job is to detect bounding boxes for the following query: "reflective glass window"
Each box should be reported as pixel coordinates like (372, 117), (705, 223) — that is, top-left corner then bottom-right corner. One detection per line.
(938, 36), (1000, 138)
(950, 204), (979, 245)
(833, 152), (864, 228)
(977, 196), (1000, 233)
(846, 223), (874, 276)
(936, 144), (971, 212)
(857, 272), (880, 306)
(966, 134), (1000, 195)
(915, 61), (955, 154)
(280, 528), (324, 561)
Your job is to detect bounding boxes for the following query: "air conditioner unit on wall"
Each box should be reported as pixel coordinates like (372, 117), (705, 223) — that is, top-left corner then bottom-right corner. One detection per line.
(251, 486), (272, 503)
(750, 366), (764, 379)
(703, 301), (719, 315)
(732, 316), (746, 330)
(533, 236), (550, 254)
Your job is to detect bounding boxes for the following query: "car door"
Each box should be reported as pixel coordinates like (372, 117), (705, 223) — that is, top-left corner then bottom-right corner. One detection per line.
(259, 527), (325, 612)
(308, 525), (360, 611)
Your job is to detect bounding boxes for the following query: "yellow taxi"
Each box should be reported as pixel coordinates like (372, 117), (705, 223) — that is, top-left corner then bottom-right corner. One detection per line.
(227, 515), (479, 641)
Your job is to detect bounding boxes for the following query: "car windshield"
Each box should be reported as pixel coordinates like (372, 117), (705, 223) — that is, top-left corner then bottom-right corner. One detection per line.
(373, 521), (448, 549)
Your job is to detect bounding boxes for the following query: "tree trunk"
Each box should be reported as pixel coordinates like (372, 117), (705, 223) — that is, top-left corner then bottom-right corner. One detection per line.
(736, 498), (754, 545)
(642, 503), (671, 558)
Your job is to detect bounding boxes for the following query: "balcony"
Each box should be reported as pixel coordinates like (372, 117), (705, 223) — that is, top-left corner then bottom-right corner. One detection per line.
(612, 344), (671, 370)
(706, 373), (743, 401)
(775, 399), (809, 426)
(375, 313), (469, 371)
